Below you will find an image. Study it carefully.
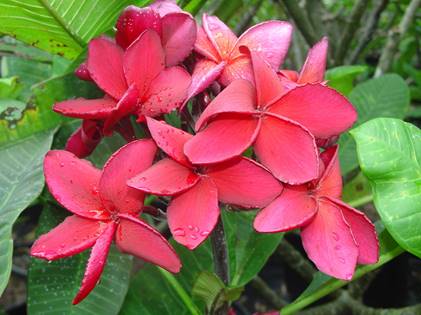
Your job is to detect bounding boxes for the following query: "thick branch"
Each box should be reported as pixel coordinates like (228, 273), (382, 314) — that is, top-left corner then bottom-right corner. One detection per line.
(250, 276), (287, 309)
(375, 0), (421, 76)
(235, 0), (264, 34)
(277, 240), (315, 282)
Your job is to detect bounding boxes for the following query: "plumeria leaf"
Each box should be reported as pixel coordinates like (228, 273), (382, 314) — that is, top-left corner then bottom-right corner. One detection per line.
(338, 74), (410, 175)
(281, 223), (404, 315)
(0, 129), (56, 295)
(351, 118), (421, 258)
(342, 172), (372, 208)
(325, 65), (367, 96)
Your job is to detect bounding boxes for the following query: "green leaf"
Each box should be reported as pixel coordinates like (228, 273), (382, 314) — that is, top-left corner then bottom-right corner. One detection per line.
(0, 76), (22, 99)
(0, 129), (56, 295)
(338, 74), (410, 175)
(27, 204), (132, 315)
(326, 65), (367, 96)
(223, 210), (284, 287)
(351, 118), (421, 258)
(342, 172), (372, 208)
(0, 0), (144, 59)
(183, 0), (208, 15)
(281, 223), (404, 315)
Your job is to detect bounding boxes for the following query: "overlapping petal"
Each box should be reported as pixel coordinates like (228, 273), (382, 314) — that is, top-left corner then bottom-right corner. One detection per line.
(298, 37), (328, 84)
(219, 56), (254, 86)
(54, 97), (116, 119)
(318, 145), (342, 198)
(149, 0), (182, 16)
(202, 14), (237, 59)
(194, 26), (220, 62)
(65, 120), (102, 158)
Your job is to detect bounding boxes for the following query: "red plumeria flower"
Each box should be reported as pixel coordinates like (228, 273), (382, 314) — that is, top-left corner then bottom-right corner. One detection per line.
(254, 146), (379, 280)
(115, 1), (196, 66)
(31, 140), (181, 304)
(128, 118), (283, 249)
(185, 50), (357, 184)
(187, 14), (292, 100)
(55, 30), (191, 156)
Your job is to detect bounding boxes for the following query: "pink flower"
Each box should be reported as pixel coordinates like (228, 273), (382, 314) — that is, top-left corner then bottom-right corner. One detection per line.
(187, 14), (292, 100)
(55, 30), (191, 157)
(185, 50), (357, 184)
(31, 140), (181, 304)
(254, 146), (379, 280)
(128, 118), (283, 249)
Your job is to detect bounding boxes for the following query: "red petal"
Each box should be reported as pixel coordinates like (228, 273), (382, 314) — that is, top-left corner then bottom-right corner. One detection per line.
(232, 21), (292, 69)
(254, 185), (317, 232)
(219, 56), (254, 86)
(185, 114), (260, 165)
(103, 84), (139, 135)
(149, 0), (182, 16)
(278, 69), (299, 82)
(167, 177), (219, 249)
(195, 26), (220, 62)
(44, 150), (108, 220)
(329, 198), (379, 264)
(31, 215), (106, 261)
(249, 50), (286, 108)
(73, 222), (116, 305)
(161, 13), (196, 66)
(146, 117), (192, 166)
(254, 114), (319, 184)
(202, 14), (237, 59)
(124, 29), (165, 96)
(65, 120), (102, 158)
(298, 37), (328, 84)
(99, 139), (157, 214)
(317, 145), (342, 198)
(115, 6), (162, 49)
(128, 158), (199, 196)
(54, 97), (116, 119)
(186, 59), (226, 102)
(141, 66), (191, 116)
(207, 157), (282, 208)
(195, 79), (256, 131)
(87, 37), (127, 100)
(116, 214), (181, 273)
(267, 84), (357, 139)
(301, 198), (358, 280)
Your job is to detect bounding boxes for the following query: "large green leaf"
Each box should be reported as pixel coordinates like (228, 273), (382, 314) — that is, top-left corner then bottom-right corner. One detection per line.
(0, 129), (56, 295)
(27, 204), (132, 315)
(0, 0), (145, 59)
(351, 118), (421, 258)
(281, 223), (404, 315)
(325, 65), (367, 96)
(338, 74), (410, 175)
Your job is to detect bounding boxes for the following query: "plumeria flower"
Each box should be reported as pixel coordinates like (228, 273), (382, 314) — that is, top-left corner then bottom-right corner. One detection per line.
(56, 29), (191, 157)
(31, 140), (181, 304)
(187, 14), (292, 100)
(128, 118), (283, 249)
(185, 50), (357, 184)
(254, 145), (379, 280)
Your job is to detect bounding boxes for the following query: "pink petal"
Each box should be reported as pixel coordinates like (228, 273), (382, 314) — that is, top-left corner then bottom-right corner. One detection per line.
(248, 49), (286, 108)
(53, 97), (116, 119)
(202, 14), (237, 59)
(329, 197), (379, 264)
(267, 84), (357, 139)
(195, 79), (256, 131)
(103, 84), (139, 135)
(116, 214), (181, 273)
(254, 114), (319, 184)
(186, 59), (226, 102)
(194, 26), (220, 62)
(44, 150), (108, 220)
(31, 215), (106, 261)
(99, 139), (157, 214)
(219, 56), (254, 86)
(124, 29), (165, 96)
(161, 13), (197, 66)
(149, 0), (182, 16)
(278, 69), (299, 82)
(206, 157), (283, 208)
(167, 177), (219, 249)
(298, 37), (328, 84)
(141, 66), (191, 116)
(185, 115), (260, 165)
(146, 117), (192, 166)
(65, 120), (102, 158)
(301, 198), (358, 280)
(115, 6), (162, 49)
(232, 21), (292, 69)
(73, 222), (116, 304)
(254, 185), (317, 232)
(317, 145), (342, 198)
(128, 158), (199, 196)
(87, 37), (127, 100)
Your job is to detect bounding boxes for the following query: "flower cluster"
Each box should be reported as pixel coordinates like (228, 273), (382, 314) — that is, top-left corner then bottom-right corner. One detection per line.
(31, 0), (379, 304)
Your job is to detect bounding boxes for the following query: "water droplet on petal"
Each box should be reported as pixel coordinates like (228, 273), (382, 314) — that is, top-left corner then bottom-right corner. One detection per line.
(332, 232), (340, 241)
(173, 228), (185, 236)
(190, 234), (198, 240)
(187, 225), (193, 230)
(200, 231), (209, 236)
(338, 257), (346, 264)
(59, 162), (65, 167)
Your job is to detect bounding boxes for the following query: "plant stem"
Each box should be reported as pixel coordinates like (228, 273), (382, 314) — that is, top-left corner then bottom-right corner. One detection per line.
(210, 218), (230, 315)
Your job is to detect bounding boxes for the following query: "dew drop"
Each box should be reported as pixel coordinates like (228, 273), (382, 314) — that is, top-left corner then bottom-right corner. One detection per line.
(332, 232), (340, 241)
(173, 228), (185, 236)
(338, 257), (346, 264)
(190, 234), (198, 240)
(193, 226), (199, 232)
(59, 162), (65, 167)
(334, 245), (341, 250)
(187, 225), (193, 230)
(200, 230), (209, 236)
